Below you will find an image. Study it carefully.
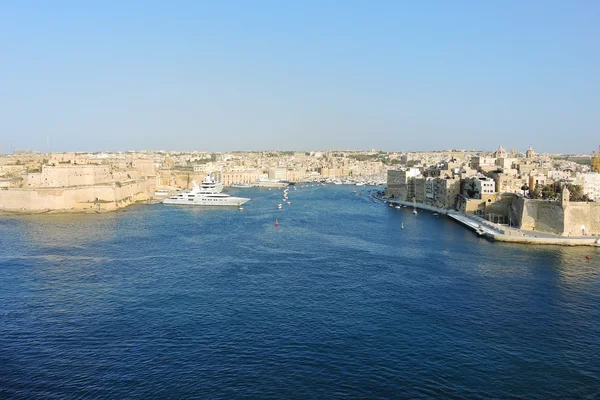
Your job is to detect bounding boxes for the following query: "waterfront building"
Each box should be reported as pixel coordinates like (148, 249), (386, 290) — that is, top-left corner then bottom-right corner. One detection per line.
(221, 170), (260, 186)
(463, 176), (496, 199)
(268, 167), (287, 181)
(385, 168), (422, 199)
(580, 172), (600, 201)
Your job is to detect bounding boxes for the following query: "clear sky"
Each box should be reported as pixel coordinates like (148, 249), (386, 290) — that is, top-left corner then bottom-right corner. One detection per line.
(1, 1), (598, 154)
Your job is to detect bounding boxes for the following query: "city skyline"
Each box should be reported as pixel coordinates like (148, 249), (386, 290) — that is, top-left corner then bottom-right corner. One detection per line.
(1, 1), (598, 153)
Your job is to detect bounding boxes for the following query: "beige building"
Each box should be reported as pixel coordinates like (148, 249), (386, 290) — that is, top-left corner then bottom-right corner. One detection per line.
(385, 168), (422, 199)
(471, 156), (496, 171)
(463, 177), (496, 199)
(285, 169), (306, 182)
(221, 170), (260, 186)
(268, 168), (287, 181)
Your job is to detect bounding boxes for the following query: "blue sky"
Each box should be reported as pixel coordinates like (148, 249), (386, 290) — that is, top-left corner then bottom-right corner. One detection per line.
(1, 1), (598, 153)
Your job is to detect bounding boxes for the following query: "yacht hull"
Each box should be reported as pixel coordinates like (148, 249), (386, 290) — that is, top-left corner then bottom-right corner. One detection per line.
(163, 197), (249, 206)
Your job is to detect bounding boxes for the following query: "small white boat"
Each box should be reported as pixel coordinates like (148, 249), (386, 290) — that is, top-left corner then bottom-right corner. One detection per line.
(395, 206), (401, 209)
(287, 201), (291, 205)
(278, 204), (283, 209)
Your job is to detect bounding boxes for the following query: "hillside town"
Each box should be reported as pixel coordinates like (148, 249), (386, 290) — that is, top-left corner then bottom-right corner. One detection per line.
(384, 145), (600, 238)
(0, 146), (598, 238)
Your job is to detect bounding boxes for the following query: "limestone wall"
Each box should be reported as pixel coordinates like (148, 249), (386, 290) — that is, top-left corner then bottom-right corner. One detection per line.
(37, 165), (112, 187)
(0, 179), (151, 212)
(564, 203), (600, 236)
(131, 159), (156, 176)
(513, 197), (564, 235)
(484, 193), (515, 219)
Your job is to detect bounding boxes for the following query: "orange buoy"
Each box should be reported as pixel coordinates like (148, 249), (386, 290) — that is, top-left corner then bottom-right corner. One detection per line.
(275, 219), (279, 227)
(586, 255), (591, 259)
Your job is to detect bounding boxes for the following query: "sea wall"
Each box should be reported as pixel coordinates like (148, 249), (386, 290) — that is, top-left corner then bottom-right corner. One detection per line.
(514, 197), (564, 234)
(512, 197), (600, 236)
(563, 202), (600, 236)
(0, 178), (152, 212)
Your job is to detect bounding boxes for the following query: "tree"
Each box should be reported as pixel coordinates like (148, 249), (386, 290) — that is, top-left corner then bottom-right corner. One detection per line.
(564, 183), (584, 202)
(530, 184), (541, 199)
(541, 184), (555, 199)
(466, 180), (477, 198)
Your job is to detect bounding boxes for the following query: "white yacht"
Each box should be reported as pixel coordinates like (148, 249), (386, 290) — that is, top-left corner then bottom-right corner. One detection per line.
(163, 176), (250, 207)
(198, 176), (224, 192)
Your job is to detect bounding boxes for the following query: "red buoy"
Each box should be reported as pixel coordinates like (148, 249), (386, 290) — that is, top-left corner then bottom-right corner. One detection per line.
(586, 255), (591, 259)
(275, 219), (279, 227)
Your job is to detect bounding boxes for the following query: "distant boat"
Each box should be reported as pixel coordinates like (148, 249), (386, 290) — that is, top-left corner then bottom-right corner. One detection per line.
(401, 222), (404, 229)
(278, 204), (283, 209)
(413, 198), (418, 215)
(395, 206), (401, 209)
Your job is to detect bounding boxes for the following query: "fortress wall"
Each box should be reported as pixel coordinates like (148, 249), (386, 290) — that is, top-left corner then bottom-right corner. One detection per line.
(0, 188), (69, 211)
(514, 197), (564, 234)
(564, 203), (600, 236)
(114, 180), (151, 202)
(0, 179), (151, 212)
(481, 193), (516, 219)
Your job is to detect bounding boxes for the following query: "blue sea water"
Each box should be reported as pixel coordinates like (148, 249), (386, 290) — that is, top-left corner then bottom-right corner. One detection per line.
(1, 185), (599, 399)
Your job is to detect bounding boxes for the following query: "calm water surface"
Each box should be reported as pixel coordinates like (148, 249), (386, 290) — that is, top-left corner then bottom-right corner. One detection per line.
(1, 185), (599, 399)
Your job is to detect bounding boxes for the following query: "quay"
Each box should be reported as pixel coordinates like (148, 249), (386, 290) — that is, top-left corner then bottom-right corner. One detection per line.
(376, 193), (600, 247)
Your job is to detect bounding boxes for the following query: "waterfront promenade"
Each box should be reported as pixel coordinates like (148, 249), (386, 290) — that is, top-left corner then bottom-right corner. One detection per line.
(376, 194), (600, 247)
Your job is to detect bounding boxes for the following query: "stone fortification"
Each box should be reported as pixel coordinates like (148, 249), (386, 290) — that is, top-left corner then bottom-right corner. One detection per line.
(563, 202), (600, 236)
(26, 165), (112, 188)
(512, 194), (600, 236)
(0, 179), (152, 213)
(513, 197), (564, 234)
